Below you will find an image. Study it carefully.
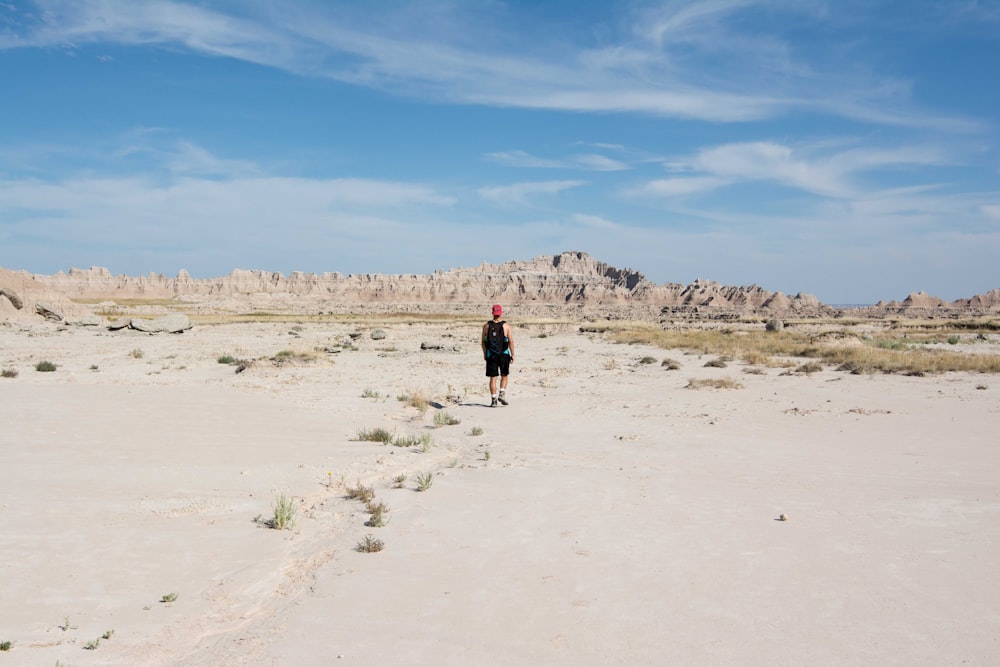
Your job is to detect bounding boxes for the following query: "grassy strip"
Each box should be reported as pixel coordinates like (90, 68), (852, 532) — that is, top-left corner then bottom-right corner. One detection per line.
(611, 329), (1000, 374)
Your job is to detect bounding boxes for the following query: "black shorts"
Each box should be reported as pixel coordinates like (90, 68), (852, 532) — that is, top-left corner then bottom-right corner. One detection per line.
(486, 354), (511, 377)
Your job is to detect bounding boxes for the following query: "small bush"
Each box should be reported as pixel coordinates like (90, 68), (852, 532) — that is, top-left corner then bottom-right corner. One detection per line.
(704, 358), (728, 368)
(269, 494), (297, 530)
(415, 472), (434, 492)
(661, 358), (680, 370)
(686, 378), (743, 390)
(765, 318), (784, 332)
(355, 427), (394, 443)
(947, 335), (960, 345)
(357, 534), (385, 553)
(217, 354), (238, 364)
(1, 368), (17, 378)
(34, 361), (57, 372)
(84, 639), (100, 650)
(0, 641), (11, 651)
(365, 500), (389, 527)
(392, 433), (431, 449)
(795, 362), (823, 374)
(392, 473), (407, 489)
(361, 387), (383, 398)
(433, 411), (461, 427)
(469, 426), (484, 436)
(397, 389), (430, 413)
(161, 592), (178, 603)
(638, 356), (657, 365)
(742, 367), (766, 375)
(346, 481), (376, 504)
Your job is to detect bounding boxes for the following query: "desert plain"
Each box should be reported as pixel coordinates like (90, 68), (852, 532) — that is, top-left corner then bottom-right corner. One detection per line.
(2, 273), (1000, 665)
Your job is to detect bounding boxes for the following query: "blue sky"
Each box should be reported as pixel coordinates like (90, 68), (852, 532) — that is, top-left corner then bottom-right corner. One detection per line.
(1, 1), (998, 304)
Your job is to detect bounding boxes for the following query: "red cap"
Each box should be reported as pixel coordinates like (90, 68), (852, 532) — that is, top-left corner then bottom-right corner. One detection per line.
(492, 304), (503, 316)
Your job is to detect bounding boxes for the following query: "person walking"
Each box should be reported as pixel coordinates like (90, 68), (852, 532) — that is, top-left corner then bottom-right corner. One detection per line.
(482, 303), (514, 407)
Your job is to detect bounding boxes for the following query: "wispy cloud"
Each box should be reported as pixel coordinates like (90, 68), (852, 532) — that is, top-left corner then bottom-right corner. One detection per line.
(635, 140), (953, 200)
(0, 0), (977, 129)
(477, 180), (585, 205)
(485, 149), (628, 172)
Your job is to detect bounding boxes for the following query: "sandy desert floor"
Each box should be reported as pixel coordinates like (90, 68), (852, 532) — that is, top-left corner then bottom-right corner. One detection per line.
(1, 317), (999, 666)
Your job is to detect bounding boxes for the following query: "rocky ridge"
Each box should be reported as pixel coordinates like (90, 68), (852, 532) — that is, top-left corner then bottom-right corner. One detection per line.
(3, 252), (998, 324)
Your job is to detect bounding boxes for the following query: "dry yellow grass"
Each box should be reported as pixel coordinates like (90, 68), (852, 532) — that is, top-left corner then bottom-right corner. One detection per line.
(611, 328), (1000, 374)
(686, 377), (743, 389)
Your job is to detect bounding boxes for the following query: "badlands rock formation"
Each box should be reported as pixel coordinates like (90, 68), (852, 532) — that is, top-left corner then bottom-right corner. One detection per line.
(3, 251), (998, 323)
(10, 251), (831, 314)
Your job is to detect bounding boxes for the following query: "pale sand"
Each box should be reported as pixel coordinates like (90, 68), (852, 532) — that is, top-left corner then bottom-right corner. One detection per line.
(1, 319), (998, 666)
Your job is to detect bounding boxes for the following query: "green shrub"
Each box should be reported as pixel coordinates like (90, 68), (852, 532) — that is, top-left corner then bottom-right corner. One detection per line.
(357, 534), (384, 553)
(268, 494), (296, 530)
(355, 427), (394, 443)
(433, 411), (461, 427)
(1, 368), (17, 378)
(415, 472), (434, 492)
(34, 361), (57, 372)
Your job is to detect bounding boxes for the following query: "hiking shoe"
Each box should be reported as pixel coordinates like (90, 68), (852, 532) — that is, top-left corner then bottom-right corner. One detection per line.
(491, 397), (498, 407)
(498, 393), (509, 406)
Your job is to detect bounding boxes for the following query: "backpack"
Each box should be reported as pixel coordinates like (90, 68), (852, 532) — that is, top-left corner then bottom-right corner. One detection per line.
(485, 320), (508, 357)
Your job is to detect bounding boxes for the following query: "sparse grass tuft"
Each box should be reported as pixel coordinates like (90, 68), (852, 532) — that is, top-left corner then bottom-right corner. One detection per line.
(272, 349), (321, 364)
(638, 356), (657, 365)
(704, 358), (728, 368)
(161, 592), (178, 603)
(84, 639), (100, 650)
(469, 426), (484, 436)
(101, 630), (115, 640)
(433, 411), (461, 427)
(392, 433), (431, 449)
(361, 387), (383, 398)
(661, 358), (680, 370)
(355, 427), (394, 443)
(130, 348), (145, 359)
(357, 534), (385, 553)
(365, 500), (390, 527)
(397, 389), (431, 414)
(268, 494), (297, 530)
(795, 362), (823, 374)
(217, 354), (240, 364)
(415, 472), (434, 492)
(1, 368), (17, 378)
(392, 473), (407, 489)
(742, 367), (766, 375)
(34, 360), (57, 372)
(686, 377), (743, 390)
(346, 481), (376, 504)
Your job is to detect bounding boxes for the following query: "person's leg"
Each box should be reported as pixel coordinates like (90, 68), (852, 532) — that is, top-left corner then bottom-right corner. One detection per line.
(497, 357), (510, 404)
(487, 358), (499, 406)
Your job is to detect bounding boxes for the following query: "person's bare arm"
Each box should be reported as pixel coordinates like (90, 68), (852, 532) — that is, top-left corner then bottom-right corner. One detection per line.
(482, 322), (489, 358)
(505, 322), (514, 361)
